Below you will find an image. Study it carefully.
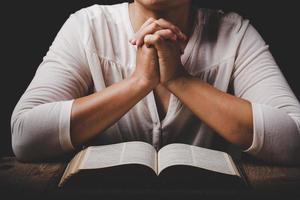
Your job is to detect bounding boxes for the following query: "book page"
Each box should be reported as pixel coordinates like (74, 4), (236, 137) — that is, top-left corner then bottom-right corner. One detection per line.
(158, 144), (239, 176)
(158, 143), (193, 174)
(79, 141), (157, 173)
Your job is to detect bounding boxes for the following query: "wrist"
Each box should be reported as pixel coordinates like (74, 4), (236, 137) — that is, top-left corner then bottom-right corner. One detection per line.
(165, 73), (192, 91)
(129, 75), (157, 92)
(164, 69), (191, 91)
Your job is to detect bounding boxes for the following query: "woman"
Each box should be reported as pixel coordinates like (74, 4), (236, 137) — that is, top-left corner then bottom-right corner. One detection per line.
(11, 0), (300, 163)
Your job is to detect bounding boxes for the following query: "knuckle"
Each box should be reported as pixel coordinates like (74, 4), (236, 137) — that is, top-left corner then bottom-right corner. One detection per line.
(152, 22), (159, 29)
(149, 23), (157, 31)
(165, 29), (172, 34)
(170, 25), (177, 30)
(157, 18), (163, 23)
(148, 17), (155, 22)
(149, 24), (160, 33)
(157, 18), (165, 23)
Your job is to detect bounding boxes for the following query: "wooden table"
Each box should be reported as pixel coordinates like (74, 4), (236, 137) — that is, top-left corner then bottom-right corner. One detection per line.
(1, 156), (300, 199)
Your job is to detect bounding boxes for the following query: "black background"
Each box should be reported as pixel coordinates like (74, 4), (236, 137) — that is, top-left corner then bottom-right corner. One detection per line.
(1, 0), (299, 156)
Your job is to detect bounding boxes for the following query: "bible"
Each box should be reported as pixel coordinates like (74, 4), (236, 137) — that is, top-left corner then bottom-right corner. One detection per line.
(59, 141), (247, 189)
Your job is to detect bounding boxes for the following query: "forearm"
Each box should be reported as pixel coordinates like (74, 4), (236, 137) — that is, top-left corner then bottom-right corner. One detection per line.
(166, 75), (253, 149)
(71, 76), (153, 147)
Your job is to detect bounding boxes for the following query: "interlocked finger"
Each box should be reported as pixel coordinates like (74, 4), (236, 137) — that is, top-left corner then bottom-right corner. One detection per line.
(129, 18), (156, 43)
(130, 18), (187, 47)
(155, 18), (187, 40)
(131, 22), (163, 46)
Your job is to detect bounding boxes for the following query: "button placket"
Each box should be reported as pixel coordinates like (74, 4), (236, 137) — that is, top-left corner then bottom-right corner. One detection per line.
(152, 125), (162, 150)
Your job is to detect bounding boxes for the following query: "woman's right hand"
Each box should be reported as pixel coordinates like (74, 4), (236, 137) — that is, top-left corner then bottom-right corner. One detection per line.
(132, 45), (160, 90)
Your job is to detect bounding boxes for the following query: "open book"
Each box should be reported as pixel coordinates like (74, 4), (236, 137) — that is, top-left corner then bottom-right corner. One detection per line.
(59, 141), (246, 189)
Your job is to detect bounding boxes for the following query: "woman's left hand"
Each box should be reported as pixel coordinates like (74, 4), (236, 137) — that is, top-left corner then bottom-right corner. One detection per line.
(130, 19), (189, 86)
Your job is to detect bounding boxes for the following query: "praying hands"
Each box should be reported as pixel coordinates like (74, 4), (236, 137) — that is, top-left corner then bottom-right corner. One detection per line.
(130, 18), (189, 89)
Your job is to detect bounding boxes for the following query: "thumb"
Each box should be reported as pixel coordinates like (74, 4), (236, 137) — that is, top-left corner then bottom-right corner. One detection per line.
(144, 34), (164, 50)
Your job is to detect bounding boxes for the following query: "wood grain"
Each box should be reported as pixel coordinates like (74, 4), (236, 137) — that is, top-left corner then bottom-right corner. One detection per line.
(0, 157), (66, 194)
(1, 156), (300, 198)
(242, 161), (300, 191)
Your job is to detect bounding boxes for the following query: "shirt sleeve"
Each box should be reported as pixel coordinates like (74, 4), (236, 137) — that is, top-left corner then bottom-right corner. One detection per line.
(232, 21), (300, 164)
(11, 11), (92, 161)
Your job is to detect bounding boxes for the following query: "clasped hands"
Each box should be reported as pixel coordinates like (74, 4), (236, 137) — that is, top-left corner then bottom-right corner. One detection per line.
(130, 18), (189, 89)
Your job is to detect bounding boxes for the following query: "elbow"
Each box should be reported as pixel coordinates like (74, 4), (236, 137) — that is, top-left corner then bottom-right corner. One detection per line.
(251, 130), (300, 166)
(10, 98), (75, 162)
(11, 106), (71, 162)
(11, 113), (44, 162)
(11, 118), (36, 162)
(273, 121), (300, 165)
(276, 131), (300, 165)
(11, 113), (25, 162)
(11, 128), (54, 163)
(12, 136), (35, 162)
(245, 127), (300, 165)
(248, 104), (300, 165)
(258, 145), (300, 166)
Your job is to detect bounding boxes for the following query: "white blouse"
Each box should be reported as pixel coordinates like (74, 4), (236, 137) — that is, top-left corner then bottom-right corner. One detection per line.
(11, 3), (300, 163)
